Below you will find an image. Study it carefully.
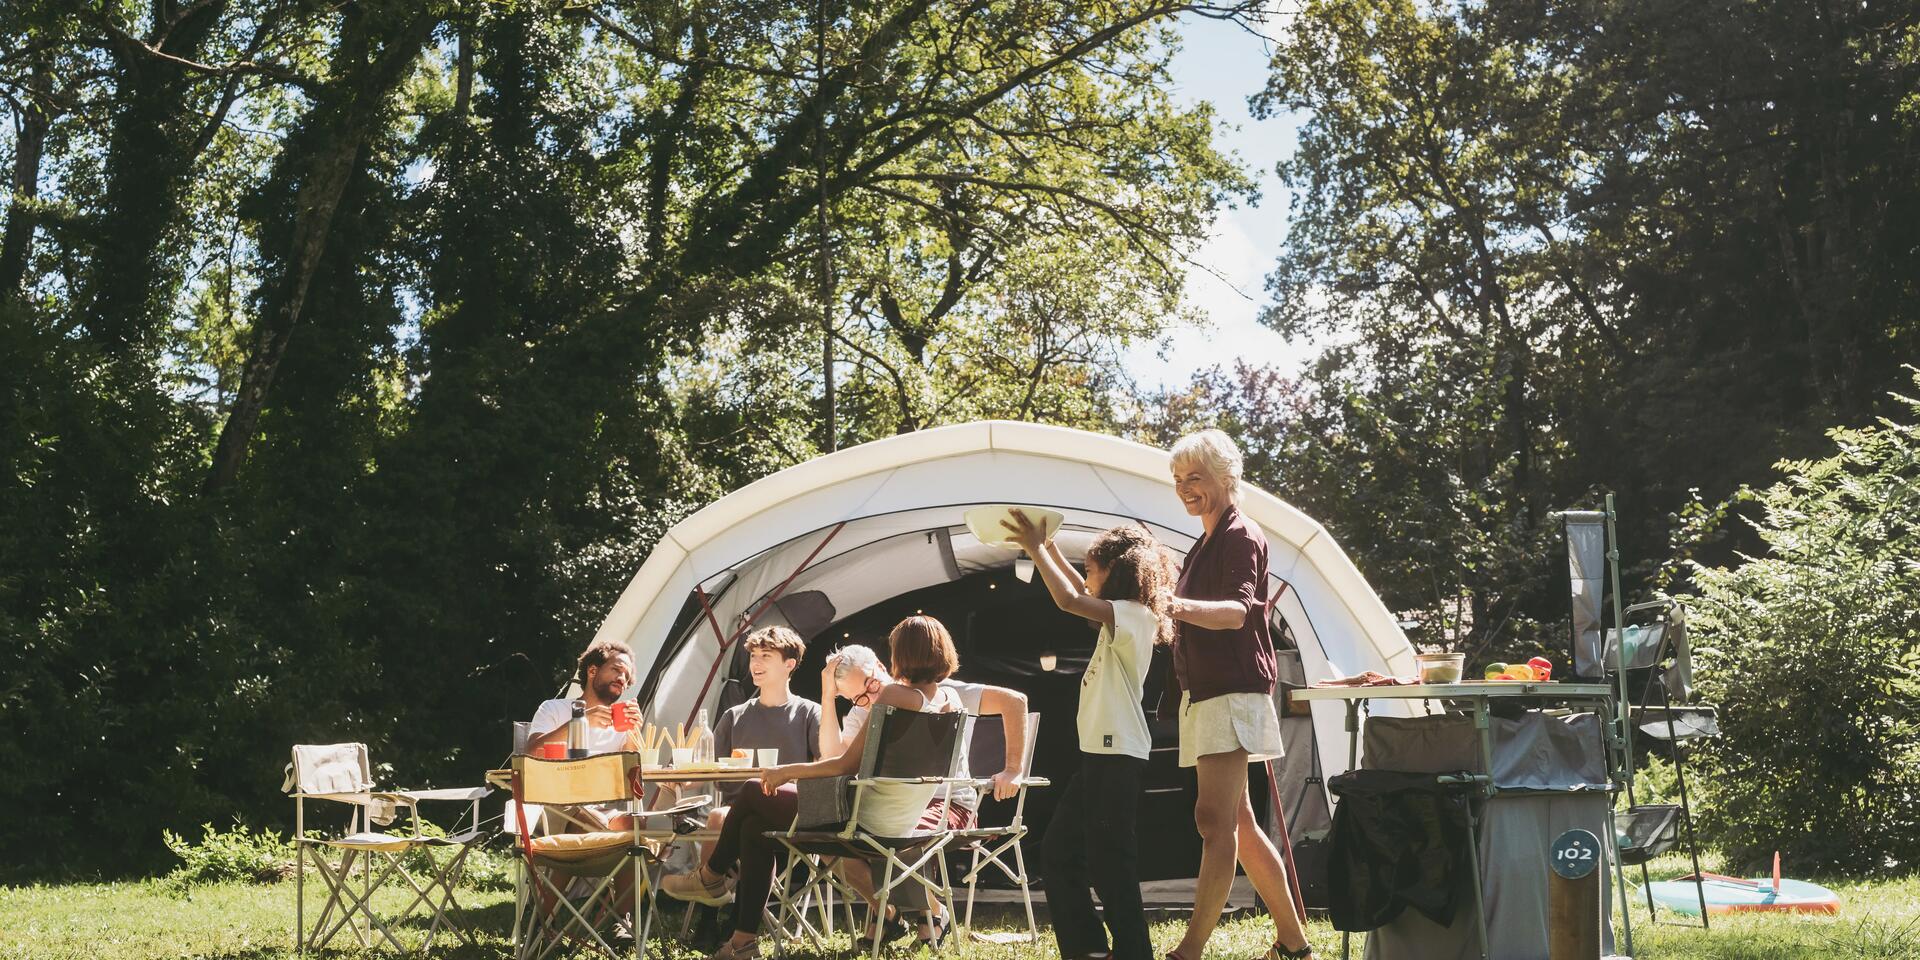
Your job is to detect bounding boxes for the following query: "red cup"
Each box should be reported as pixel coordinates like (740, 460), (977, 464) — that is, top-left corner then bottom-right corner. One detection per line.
(612, 702), (634, 732)
(540, 741), (566, 760)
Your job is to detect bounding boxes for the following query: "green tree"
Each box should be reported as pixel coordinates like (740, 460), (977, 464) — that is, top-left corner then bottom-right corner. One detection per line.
(1683, 373), (1920, 874)
(1252, 0), (1920, 650)
(0, 0), (1254, 873)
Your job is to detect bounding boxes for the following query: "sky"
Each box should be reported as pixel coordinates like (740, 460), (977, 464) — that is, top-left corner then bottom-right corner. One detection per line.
(1124, 12), (1313, 391)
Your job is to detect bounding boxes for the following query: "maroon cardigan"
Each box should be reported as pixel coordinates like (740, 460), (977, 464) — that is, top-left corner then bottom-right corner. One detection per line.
(1169, 503), (1278, 706)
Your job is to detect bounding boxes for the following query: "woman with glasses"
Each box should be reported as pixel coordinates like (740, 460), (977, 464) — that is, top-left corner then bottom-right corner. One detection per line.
(819, 644), (891, 759)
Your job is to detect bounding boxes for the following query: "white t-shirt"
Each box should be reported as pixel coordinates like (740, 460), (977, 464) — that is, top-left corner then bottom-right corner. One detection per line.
(530, 699), (627, 755)
(1078, 600), (1155, 759)
(842, 679), (990, 810)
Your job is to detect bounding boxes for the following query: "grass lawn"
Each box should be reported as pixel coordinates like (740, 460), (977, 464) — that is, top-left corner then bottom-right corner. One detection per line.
(3, 853), (1916, 960)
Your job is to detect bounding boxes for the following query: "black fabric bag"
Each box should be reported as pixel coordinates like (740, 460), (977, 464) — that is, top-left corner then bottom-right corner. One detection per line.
(1326, 769), (1474, 933)
(794, 774), (853, 829)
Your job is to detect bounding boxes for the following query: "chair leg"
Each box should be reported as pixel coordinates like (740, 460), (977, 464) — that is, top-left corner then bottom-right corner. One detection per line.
(872, 858), (896, 960)
(935, 845), (956, 951)
(511, 854), (527, 953)
(633, 857), (651, 960)
(305, 849), (360, 950)
(1014, 839), (1037, 942)
(312, 852), (409, 952)
(531, 867), (622, 960)
(404, 845), (481, 951)
(962, 844), (981, 942)
(295, 836), (305, 956)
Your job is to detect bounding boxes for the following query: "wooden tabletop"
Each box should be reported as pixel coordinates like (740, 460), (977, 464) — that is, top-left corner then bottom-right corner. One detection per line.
(639, 766), (767, 782)
(485, 765), (766, 788)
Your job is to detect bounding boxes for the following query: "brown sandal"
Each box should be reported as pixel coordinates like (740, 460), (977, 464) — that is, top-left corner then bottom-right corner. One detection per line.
(1266, 943), (1317, 960)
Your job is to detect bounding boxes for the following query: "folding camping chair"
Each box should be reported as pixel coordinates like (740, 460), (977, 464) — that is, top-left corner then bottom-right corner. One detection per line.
(509, 751), (710, 960)
(286, 742), (490, 954)
(1607, 598), (1717, 927)
(953, 712), (1048, 943)
(769, 705), (968, 960)
(761, 846), (850, 949)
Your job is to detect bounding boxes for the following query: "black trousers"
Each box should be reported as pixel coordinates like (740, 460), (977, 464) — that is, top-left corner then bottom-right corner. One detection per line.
(1043, 752), (1152, 960)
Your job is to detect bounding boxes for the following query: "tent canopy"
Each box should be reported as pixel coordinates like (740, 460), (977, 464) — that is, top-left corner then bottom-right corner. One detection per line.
(596, 421), (1420, 781)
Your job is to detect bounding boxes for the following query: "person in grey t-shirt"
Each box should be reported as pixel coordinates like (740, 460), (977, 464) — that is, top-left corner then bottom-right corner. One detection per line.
(694, 627), (821, 856)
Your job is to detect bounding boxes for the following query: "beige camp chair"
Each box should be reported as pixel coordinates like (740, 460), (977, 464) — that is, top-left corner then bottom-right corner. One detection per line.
(510, 751), (709, 960)
(953, 712), (1048, 942)
(286, 742), (490, 954)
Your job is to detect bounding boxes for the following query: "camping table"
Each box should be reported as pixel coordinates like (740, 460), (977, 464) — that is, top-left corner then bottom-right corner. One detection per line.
(1290, 682), (1632, 960)
(485, 765), (769, 789)
(486, 764), (766, 839)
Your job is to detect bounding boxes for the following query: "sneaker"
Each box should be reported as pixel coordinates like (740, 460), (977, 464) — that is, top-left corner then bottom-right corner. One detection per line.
(661, 867), (734, 906)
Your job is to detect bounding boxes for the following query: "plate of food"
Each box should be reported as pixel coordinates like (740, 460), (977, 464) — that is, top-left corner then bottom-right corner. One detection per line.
(964, 505), (1064, 548)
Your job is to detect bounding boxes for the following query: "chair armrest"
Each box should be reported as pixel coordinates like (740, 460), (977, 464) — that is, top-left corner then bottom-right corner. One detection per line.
(632, 796), (712, 819)
(848, 776), (949, 786)
(381, 787), (492, 803)
(297, 792), (390, 807)
(949, 777), (1050, 789)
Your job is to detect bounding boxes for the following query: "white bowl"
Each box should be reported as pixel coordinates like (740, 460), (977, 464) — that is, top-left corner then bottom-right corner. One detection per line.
(964, 505), (1064, 548)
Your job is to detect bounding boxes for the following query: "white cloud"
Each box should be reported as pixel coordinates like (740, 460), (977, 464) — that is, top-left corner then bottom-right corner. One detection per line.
(1124, 10), (1318, 392)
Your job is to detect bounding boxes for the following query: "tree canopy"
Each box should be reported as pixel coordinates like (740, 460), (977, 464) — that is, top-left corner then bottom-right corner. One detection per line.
(0, 0), (1252, 872)
(1155, 0), (1920, 660)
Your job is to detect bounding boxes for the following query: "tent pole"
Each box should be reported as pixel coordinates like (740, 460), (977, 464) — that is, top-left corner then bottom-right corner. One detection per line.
(1263, 760), (1307, 921)
(1605, 494), (1636, 957)
(683, 521), (850, 724)
(1605, 494), (1635, 782)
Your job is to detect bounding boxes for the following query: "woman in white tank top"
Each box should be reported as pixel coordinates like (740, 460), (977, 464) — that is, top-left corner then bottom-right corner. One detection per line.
(761, 617), (965, 823)
(840, 681), (964, 836)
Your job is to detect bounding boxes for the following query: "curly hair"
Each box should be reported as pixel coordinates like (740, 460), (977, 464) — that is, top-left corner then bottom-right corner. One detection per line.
(575, 638), (633, 683)
(1084, 525), (1177, 646)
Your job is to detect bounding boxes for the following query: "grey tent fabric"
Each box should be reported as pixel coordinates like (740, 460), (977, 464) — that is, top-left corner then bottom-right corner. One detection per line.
(1273, 646), (1334, 841)
(1359, 712), (1615, 960)
(1360, 713), (1608, 791)
(1562, 513), (1607, 678)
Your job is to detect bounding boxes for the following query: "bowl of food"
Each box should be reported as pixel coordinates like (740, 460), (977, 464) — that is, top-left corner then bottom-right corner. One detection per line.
(964, 505), (1064, 548)
(1415, 652), (1465, 684)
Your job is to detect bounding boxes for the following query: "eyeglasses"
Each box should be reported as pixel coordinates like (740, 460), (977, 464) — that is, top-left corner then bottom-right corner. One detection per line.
(851, 677), (883, 708)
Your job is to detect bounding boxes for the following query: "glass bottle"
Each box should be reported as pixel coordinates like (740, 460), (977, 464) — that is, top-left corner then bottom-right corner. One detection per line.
(693, 708), (716, 765)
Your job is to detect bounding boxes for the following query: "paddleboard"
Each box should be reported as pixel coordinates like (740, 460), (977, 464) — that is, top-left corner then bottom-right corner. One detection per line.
(1643, 874), (1840, 916)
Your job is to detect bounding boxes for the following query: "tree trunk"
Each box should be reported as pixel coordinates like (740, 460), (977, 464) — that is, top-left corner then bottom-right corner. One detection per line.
(0, 62), (52, 300)
(84, 1), (229, 351)
(203, 11), (439, 493)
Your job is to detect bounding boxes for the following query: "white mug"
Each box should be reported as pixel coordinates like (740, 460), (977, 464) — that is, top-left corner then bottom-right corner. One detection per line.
(757, 748), (779, 768)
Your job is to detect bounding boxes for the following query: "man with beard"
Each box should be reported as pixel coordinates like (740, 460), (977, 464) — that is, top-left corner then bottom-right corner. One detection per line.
(527, 638), (638, 830)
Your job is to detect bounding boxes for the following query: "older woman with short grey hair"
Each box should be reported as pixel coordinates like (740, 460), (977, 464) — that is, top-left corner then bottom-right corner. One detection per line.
(1163, 429), (1314, 960)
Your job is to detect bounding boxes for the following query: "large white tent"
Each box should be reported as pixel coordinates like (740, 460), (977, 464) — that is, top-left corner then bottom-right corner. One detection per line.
(594, 420), (1420, 794)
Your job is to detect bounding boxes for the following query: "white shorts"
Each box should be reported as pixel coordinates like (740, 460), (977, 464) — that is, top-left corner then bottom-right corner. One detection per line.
(1178, 691), (1285, 768)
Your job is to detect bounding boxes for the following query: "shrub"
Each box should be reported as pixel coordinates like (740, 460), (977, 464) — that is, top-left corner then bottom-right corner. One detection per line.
(1681, 374), (1920, 875)
(455, 843), (516, 893)
(162, 821), (296, 887)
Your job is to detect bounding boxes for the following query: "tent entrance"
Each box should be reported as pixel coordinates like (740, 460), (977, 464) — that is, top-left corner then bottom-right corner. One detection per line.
(701, 564), (1329, 885)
